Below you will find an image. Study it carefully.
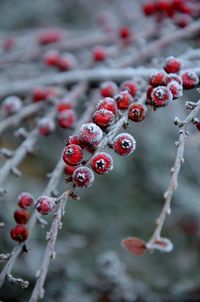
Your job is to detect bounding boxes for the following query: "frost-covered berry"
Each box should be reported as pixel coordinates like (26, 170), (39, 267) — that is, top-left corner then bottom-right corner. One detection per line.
(167, 80), (183, 99)
(56, 98), (74, 112)
(96, 97), (117, 115)
(115, 91), (133, 110)
(18, 193), (34, 209)
(120, 81), (138, 97)
(58, 109), (76, 128)
(63, 144), (83, 166)
(128, 103), (147, 122)
(151, 86), (172, 107)
(36, 196), (55, 215)
(38, 117), (55, 136)
(44, 49), (59, 66)
(164, 73), (182, 86)
(38, 30), (63, 45)
(14, 209), (30, 225)
(66, 135), (81, 146)
(91, 152), (113, 175)
(119, 26), (131, 40)
(93, 47), (106, 62)
(100, 81), (118, 98)
(149, 72), (166, 87)
(72, 166), (94, 187)
(10, 225), (29, 242)
(32, 87), (47, 102)
(93, 109), (115, 129)
(65, 164), (77, 175)
(57, 53), (77, 71)
(113, 133), (136, 156)
(79, 123), (103, 146)
(164, 56), (182, 74)
(2, 96), (22, 115)
(181, 71), (199, 90)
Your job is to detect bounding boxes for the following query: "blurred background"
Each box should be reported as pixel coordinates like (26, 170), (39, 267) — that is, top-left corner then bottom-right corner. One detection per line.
(0, 0), (200, 301)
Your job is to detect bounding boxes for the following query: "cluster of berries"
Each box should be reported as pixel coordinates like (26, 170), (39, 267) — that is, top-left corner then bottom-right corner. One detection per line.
(146, 56), (199, 108)
(143, 0), (200, 27)
(44, 50), (77, 71)
(62, 80), (147, 188)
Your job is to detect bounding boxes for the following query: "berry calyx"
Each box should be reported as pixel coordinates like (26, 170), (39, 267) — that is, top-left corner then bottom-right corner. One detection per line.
(14, 209), (30, 225)
(91, 152), (113, 175)
(63, 144), (84, 166)
(72, 166), (94, 187)
(18, 193), (34, 209)
(115, 91), (133, 110)
(79, 123), (103, 146)
(93, 109), (115, 129)
(100, 81), (118, 98)
(10, 225), (29, 242)
(96, 97), (118, 115)
(113, 133), (136, 156)
(36, 196), (55, 215)
(128, 103), (147, 122)
(164, 56), (182, 74)
(120, 81), (138, 97)
(151, 86), (172, 107)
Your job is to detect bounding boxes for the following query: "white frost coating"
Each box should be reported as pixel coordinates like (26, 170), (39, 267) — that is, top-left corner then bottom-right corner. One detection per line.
(2, 96), (22, 114)
(79, 122), (103, 145)
(37, 117), (55, 131)
(72, 166), (95, 187)
(167, 80), (183, 98)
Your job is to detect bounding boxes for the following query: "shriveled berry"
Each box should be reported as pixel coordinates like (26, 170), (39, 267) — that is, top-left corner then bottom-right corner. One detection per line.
(128, 103), (147, 122)
(120, 80), (138, 97)
(93, 47), (106, 62)
(58, 109), (76, 129)
(167, 80), (183, 99)
(151, 86), (172, 107)
(56, 53), (77, 71)
(93, 109), (115, 128)
(164, 56), (182, 74)
(91, 152), (113, 175)
(164, 73), (182, 85)
(113, 133), (136, 156)
(63, 144), (83, 166)
(149, 72), (166, 87)
(18, 193), (34, 209)
(36, 196), (55, 215)
(14, 209), (30, 225)
(96, 97), (117, 115)
(10, 225), (29, 242)
(100, 81), (118, 98)
(38, 30), (63, 45)
(79, 123), (103, 146)
(115, 91), (133, 110)
(181, 71), (199, 90)
(72, 166), (94, 187)
(38, 117), (55, 136)
(44, 50), (59, 66)
(2, 96), (22, 115)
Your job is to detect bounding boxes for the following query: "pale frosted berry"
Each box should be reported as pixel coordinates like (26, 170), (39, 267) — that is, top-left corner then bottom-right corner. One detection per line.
(91, 152), (113, 175)
(38, 30), (63, 45)
(57, 53), (77, 71)
(128, 103), (147, 122)
(63, 144), (83, 166)
(58, 109), (76, 128)
(115, 91), (133, 110)
(2, 96), (22, 115)
(10, 225), (29, 242)
(120, 81), (137, 97)
(181, 71), (199, 90)
(149, 72), (166, 87)
(93, 47), (106, 62)
(79, 123), (103, 146)
(164, 73), (182, 86)
(113, 133), (136, 156)
(14, 209), (30, 225)
(72, 166), (94, 187)
(164, 56), (182, 74)
(44, 49), (59, 66)
(93, 109), (115, 128)
(36, 196), (55, 215)
(167, 80), (183, 99)
(18, 193), (34, 209)
(38, 117), (55, 136)
(100, 81), (118, 97)
(143, 1), (157, 16)
(146, 86), (154, 104)
(66, 135), (81, 146)
(56, 98), (74, 112)
(151, 86), (172, 107)
(96, 97), (117, 115)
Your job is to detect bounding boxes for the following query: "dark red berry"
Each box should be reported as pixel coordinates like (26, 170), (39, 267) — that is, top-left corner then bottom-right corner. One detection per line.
(72, 166), (94, 187)
(44, 50), (59, 66)
(128, 103), (147, 122)
(18, 193), (34, 209)
(143, 1), (157, 15)
(113, 133), (136, 156)
(79, 123), (103, 146)
(58, 109), (76, 128)
(93, 109), (115, 128)
(63, 144), (83, 166)
(10, 225), (29, 242)
(196, 122), (200, 131)
(151, 86), (172, 107)
(119, 26), (131, 40)
(100, 81), (118, 98)
(93, 47), (106, 62)
(91, 152), (113, 175)
(65, 165), (77, 175)
(115, 91), (133, 110)
(36, 196), (55, 215)
(146, 86), (154, 104)
(38, 30), (63, 45)
(14, 210), (30, 225)
(96, 97), (118, 115)
(181, 71), (199, 90)
(164, 56), (182, 74)
(120, 80), (138, 97)
(32, 87), (47, 102)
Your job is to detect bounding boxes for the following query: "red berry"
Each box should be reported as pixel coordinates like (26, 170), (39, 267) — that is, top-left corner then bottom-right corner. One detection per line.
(44, 50), (60, 66)
(146, 86), (154, 104)
(38, 117), (55, 136)
(93, 109), (115, 129)
(164, 56), (182, 74)
(36, 196), (55, 215)
(14, 209), (30, 225)
(120, 80), (138, 97)
(156, 0), (174, 16)
(164, 73), (182, 86)
(181, 71), (199, 90)
(56, 53), (77, 71)
(56, 98), (74, 112)
(100, 81), (118, 98)
(128, 103), (147, 122)
(196, 122), (200, 131)
(58, 109), (76, 128)
(119, 26), (131, 40)
(10, 225), (29, 242)
(151, 86), (172, 107)
(72, 166), (94, 188)
(2, 96), (22, 115)
(32, 87), (47, 102)
(93, 47), (106, 62)
(113, 133), (136, 156)
(79, 123), (103, 146)
(167, 80), (183, 99)
(96, 97), (118, 115)
(38, 30), (63, 45)
(18, 193), (34, 209)
(149, 72), (166, 87)
(115, 91), (133, 110)
(174, 14), (191, 28)
(143, 1), (157, 15)
(65, 165), (77, 175)
(66, 135), (81, 146)
(63, 144), (83, 166)
(91, 152), (113, 175)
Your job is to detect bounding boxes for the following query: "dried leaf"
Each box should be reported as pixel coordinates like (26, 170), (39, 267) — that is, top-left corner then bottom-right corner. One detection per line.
(147, 237), (173, 253)
(121, 237), (147, 255)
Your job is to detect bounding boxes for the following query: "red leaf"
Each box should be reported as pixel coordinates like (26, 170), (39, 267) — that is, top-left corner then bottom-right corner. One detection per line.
(147, 237), (173, 253)
(121, 237), (147, 255)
